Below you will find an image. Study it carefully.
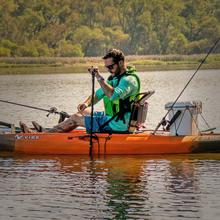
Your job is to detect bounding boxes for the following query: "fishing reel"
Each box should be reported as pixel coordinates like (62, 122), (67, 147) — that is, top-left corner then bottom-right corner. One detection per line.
(46, 107), (69, 122)
(46, 107), (58, 117)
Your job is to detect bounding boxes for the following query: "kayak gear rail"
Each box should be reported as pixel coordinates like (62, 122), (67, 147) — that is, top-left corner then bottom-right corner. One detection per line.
(0, 99), (70, 120)
(153, 37), (220, 135)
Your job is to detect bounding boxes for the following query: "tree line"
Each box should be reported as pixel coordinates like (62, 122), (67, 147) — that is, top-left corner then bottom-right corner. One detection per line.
(0, 0), (219, 57)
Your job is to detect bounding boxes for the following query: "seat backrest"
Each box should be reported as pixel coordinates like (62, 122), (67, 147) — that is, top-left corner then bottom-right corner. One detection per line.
(129, 90), (155, 132)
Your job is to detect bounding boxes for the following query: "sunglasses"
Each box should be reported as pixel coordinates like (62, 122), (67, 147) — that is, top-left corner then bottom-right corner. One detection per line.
(105, 63), (116, 70)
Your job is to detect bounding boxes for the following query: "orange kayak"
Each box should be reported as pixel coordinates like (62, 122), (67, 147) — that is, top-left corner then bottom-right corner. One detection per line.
(0, 129), (220, 155)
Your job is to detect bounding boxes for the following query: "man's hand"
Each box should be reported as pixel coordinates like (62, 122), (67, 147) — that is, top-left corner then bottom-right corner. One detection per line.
(88, 66), (104, 82)
(88, 66), (99, 76)
(88, 66), (113, 97)
(77, 103), (88, 113)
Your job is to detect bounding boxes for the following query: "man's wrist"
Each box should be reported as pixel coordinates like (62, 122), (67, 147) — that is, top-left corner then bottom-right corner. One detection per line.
(96, 75), (104, 82)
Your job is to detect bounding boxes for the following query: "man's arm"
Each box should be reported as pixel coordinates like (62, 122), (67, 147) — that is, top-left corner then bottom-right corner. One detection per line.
(77, 94), (99, 113)
(96, 77), (114, 98)
(84, 95), (99, 107)
(108, 75), (137, 102)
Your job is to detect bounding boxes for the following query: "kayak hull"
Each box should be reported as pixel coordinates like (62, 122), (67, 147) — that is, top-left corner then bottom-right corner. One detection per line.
(0, 130), (220, 155)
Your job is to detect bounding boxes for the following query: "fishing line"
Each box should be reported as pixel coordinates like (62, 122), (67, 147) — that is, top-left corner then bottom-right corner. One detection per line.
(153, 37), (220, 134)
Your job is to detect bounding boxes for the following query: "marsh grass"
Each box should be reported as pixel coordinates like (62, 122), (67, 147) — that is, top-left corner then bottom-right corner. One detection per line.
(0, 54), (219, 74)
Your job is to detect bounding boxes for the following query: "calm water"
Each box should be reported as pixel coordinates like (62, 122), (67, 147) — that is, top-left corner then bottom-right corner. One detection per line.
(0, 69), (220, 219)
(0, 154), (220, 220)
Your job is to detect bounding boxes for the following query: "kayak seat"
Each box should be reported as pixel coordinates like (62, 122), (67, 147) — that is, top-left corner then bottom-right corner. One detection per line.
(128, 90), (155, 132)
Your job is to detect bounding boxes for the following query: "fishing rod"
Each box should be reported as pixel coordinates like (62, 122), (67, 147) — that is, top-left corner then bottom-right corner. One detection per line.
(153, 37), (220, 135)
(0, 99), (70, 118)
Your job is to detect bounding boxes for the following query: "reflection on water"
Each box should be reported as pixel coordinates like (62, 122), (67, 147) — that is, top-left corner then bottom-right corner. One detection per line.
(0, 154), (220, 220)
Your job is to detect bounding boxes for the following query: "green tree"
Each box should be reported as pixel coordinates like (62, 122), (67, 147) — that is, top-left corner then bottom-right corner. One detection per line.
(0, 0), (18, 41)
(0, 47), (11, 56)
(0, 0), (219, 56)
(0, 39), (17, 55)
(16, 44), (39, 57)
(55, 40), (84, 57)
(72, 26), (107, 56)
(18, 8), (45, 40)
(104, 27), (129, 50)
(38, 23), (67, 48)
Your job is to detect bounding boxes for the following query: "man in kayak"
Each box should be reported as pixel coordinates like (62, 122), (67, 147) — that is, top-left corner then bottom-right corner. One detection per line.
(20, 48), (140, 133)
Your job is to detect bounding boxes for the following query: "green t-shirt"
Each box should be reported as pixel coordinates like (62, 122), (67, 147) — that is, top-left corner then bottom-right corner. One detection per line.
(95, 74), (139, 131)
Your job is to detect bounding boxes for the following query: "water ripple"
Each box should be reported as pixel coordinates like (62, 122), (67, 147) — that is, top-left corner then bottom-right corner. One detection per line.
(0, 154), (220, 219)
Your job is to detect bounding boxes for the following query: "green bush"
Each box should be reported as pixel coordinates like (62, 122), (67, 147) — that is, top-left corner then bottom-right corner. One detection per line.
(0, 39), (17, 56)
(16, 45), (39, 57)
(0, 47), (11, 57)
(15, 40), (54, 57)
(167, 33), (188, 54)
(31, 40), (52, 56)
(56, 41), (84, 57)
(186, 39), (210, 54)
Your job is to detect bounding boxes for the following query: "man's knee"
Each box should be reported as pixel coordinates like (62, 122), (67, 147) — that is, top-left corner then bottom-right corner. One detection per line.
(70, 113), (83, 124)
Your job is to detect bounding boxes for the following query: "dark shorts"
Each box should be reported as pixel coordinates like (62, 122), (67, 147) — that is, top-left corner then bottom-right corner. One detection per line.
(84, 111), (112, 133)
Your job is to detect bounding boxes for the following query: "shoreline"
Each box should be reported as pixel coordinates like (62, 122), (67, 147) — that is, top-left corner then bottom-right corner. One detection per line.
(0, 54), (219, 74)
(0, 64), (219, 75)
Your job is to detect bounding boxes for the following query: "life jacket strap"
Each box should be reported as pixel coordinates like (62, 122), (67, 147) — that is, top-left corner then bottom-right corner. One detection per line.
(99, 91), (155, 132)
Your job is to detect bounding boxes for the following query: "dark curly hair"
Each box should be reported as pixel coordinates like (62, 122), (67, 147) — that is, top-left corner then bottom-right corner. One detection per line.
(102, 48), (125, 63)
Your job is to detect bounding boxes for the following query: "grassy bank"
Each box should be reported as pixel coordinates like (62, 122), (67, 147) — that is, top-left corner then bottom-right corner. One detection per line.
(0, 54), (219, 74)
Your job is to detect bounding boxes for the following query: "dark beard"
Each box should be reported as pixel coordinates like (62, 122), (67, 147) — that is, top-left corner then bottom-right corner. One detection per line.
(114, 65), (121, 76)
